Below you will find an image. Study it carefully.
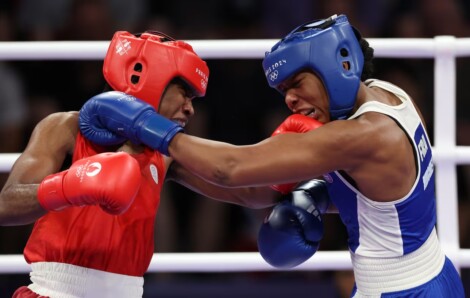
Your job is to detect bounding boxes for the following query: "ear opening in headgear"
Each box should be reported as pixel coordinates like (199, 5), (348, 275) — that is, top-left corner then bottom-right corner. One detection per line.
(131, 63), (143, 84)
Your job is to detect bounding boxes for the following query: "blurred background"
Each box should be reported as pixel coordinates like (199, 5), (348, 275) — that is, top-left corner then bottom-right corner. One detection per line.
(0, 0), (470, 297)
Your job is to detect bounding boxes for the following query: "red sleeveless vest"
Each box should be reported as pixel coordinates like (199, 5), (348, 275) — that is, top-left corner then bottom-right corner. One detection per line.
(24, 133), (165, 276)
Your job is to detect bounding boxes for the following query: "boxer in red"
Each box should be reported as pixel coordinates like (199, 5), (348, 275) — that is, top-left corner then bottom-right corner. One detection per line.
(0, 30), (221, 298)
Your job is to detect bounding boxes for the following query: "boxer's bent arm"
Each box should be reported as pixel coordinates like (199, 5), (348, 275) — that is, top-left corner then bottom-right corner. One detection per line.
(0, 112), (77, 225)
(167, 162), (279, 209)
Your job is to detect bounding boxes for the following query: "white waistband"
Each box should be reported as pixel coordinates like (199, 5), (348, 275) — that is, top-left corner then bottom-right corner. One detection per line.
(27, 262), (144, 298)
(351, 228), (445, 297)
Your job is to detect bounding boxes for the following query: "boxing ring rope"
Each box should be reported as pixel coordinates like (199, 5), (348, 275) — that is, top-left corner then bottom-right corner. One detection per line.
(0, 37), (470, 273)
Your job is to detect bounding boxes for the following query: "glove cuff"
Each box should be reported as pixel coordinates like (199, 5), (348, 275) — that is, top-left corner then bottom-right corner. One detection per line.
(160, 125), (184, 156)
(138, 112), (184, 156)
(37, 171), (69, 211)
(294, 179), (330, 214)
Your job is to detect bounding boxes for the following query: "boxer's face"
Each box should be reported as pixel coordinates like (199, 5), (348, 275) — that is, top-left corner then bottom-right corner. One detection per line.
(279, 71), (330, 123)
(158, 82), (196, 128)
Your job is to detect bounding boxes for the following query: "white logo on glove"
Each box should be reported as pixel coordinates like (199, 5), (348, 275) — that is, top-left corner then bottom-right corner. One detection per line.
(86, 162), (102, 177)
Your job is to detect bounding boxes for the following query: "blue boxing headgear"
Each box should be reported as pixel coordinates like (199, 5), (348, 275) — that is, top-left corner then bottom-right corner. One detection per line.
(262, 14), (364, 120)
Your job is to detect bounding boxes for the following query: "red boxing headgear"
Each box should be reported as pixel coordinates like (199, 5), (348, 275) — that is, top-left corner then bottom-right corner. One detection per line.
(103, 31), (209, 110)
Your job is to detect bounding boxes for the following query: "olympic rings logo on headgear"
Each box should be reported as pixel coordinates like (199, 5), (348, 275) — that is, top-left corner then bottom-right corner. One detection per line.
(269, 70), (279, 82)
(262, 14), (364, 120)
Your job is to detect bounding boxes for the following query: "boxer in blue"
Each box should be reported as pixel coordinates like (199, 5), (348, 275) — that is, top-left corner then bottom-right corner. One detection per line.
(78, 14), (465, 297)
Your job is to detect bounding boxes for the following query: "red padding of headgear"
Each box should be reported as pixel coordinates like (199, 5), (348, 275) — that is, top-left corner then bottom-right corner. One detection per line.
(103, 31), (209, 110)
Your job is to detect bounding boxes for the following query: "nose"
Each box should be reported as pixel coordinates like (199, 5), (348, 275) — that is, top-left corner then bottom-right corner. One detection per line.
(182, 99), (194, 117)
(284, 90), (298, 111)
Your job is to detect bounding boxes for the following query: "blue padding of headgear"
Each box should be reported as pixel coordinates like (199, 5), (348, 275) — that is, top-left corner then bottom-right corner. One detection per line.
(262, 14), (364, 120)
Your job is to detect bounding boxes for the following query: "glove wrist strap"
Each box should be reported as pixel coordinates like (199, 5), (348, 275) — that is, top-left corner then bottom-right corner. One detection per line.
(291, 179), (330, 214)
(138, 112), (184, 156)
(37, 172), (68, 211)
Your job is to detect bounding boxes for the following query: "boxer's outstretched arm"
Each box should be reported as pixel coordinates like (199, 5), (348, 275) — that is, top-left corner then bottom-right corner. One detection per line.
(168, 118), (363, 188)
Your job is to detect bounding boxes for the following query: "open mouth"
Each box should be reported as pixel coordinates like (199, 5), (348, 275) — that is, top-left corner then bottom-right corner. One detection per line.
(172, 119), (187, 127)
(302, 108), (318, 119)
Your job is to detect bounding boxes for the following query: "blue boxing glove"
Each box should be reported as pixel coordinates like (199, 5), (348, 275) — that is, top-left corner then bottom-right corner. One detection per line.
(79, 91), (183, 156)
(257, 179), (329, 269)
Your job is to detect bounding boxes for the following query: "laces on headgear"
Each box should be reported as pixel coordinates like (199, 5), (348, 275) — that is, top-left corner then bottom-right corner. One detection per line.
(135, 30), (176, 42)
(295, 14), (338, 32)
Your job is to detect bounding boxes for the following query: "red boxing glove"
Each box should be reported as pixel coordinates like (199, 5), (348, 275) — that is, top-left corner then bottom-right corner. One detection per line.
(272, 114), (323, 135)
(38, 152), (141, 215)
(271, 114), (323, 194)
